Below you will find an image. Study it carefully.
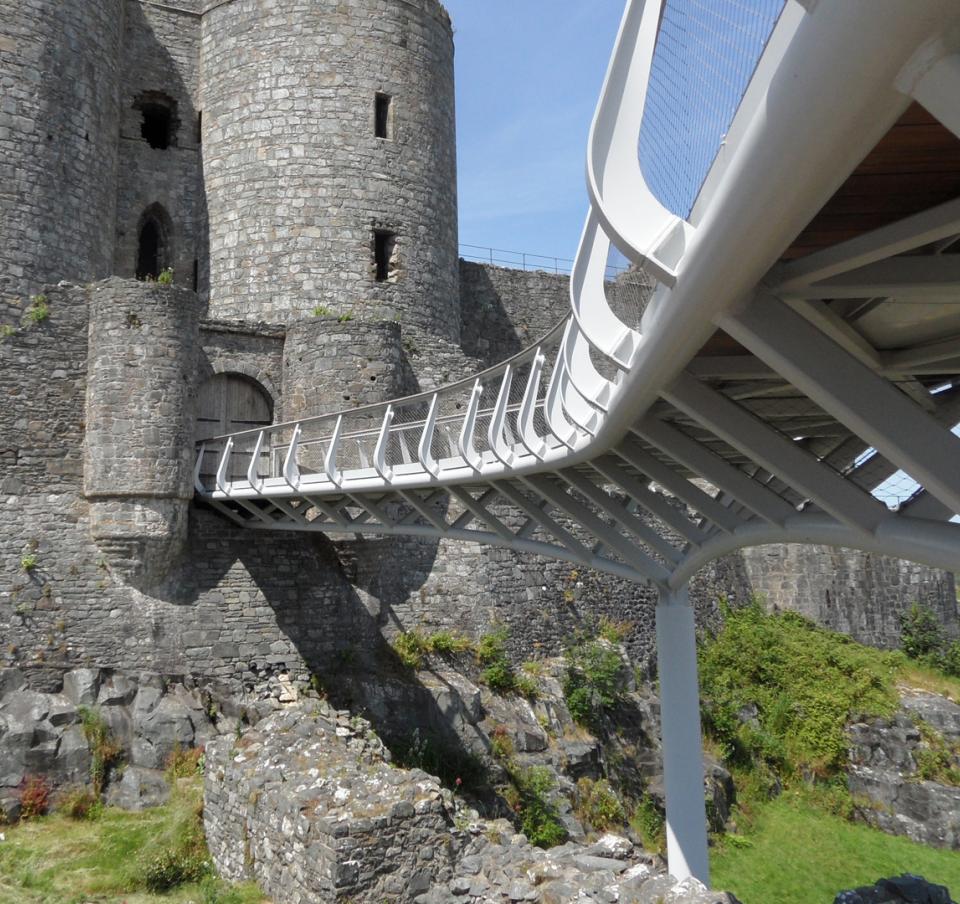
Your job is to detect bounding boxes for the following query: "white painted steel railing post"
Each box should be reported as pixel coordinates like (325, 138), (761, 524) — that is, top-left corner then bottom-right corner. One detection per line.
(656, 584), (710, 886)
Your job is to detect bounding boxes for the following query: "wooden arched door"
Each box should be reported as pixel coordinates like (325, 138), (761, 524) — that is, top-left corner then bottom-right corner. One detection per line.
(196, 373), (273, 478)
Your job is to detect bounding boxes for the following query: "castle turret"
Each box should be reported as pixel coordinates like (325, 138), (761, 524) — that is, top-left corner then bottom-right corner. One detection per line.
(84, 279), (199, 585)
(200, 0), (460, 340)
(0, 0), (123, 302)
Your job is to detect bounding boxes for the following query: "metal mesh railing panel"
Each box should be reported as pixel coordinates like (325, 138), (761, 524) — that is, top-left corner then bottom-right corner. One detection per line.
(638, 0), (785, 218)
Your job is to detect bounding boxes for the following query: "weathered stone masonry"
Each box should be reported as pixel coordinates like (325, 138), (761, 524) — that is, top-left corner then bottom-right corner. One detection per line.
(0, 0), (955, 705)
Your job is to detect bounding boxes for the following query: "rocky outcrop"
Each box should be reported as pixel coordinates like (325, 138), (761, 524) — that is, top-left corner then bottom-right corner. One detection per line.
(848, 691), (960, 848)
(0, 665), (258, 822)
(204, 701), (741, 904)
(327, 649), (733, 843)
(835, 874), (956, 903)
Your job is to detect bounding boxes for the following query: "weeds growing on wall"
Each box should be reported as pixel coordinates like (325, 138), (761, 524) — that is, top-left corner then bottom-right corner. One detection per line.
(22, 294), (49, 325)
(476, 627), (538, 698)
(390, 628), (473, 670)
(501, 765), (568, 849)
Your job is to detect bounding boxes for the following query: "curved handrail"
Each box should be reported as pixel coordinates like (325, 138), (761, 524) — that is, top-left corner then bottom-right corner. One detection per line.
(586, 0), (694, 288)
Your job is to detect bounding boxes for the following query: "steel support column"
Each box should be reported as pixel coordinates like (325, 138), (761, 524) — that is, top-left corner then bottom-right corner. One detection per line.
(656, 585), (710, 885)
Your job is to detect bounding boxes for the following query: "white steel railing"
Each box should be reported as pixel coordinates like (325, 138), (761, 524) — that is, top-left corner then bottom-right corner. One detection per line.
(196, 0), (708, 500)
(194, 0), (960, 886)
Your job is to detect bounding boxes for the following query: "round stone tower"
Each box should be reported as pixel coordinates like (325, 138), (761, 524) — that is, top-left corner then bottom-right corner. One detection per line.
(200, 0), (460, 341)
(0, 0), (123, 302)
(84, 279), (199, 586)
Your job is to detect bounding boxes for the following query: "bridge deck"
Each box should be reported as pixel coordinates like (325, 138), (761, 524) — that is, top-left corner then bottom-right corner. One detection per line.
(195, 0), (960, 885)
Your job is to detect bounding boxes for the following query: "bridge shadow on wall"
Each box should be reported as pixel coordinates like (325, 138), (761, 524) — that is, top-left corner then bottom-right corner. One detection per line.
(150, 506), (495, 797)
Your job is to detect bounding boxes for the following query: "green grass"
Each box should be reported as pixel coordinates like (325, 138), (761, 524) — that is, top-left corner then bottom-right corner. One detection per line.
(0, 779), (266, 904)
(711, 794), (960, 904)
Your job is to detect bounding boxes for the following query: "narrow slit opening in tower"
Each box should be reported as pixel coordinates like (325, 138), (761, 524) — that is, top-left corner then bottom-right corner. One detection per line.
(374, 230), (396, 282)
(137, 220), (161, 281)
(141, 103), (173, 149)
(375, 93), (393, 139)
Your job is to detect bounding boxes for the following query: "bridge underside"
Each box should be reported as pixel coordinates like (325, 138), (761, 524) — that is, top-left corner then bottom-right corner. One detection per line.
(197, 1), (960, 887)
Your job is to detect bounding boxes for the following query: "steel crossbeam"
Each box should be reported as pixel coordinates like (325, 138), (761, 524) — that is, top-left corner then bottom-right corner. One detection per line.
(192, 0), (960, 885)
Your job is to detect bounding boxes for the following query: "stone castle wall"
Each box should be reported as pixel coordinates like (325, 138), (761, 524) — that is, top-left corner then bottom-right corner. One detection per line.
(113, 0), (206, 294)
(742, 543), (959, 648)
(199, 0), (459, 335)
(0, 0), (124, 303)
(0, 269), (955, 698)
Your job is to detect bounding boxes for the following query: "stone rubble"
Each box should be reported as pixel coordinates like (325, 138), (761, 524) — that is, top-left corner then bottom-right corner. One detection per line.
(204, 701), (741, 904)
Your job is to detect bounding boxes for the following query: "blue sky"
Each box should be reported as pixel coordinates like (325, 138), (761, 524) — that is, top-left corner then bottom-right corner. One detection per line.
(443, 2), (626, 266)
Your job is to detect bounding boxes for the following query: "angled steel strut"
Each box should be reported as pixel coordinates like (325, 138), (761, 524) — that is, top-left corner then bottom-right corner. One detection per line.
(196, 0), (960, 884)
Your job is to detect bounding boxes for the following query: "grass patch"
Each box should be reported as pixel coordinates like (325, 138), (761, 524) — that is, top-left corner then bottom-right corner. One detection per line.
(711, 793), (960, 904)
(0, 778), (265, 904)
(896, 658), (960, 703)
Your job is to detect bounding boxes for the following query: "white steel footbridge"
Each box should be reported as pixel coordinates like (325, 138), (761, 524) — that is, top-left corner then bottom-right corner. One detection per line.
(197, 0), (960, 884)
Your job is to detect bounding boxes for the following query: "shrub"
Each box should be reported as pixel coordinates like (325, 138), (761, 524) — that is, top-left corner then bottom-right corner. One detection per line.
(20, 552), (38, 572)
(562, 637), (625, 729)
(480, 658), (516, 693)
(915, 719), (960, 786)
(576, 777), (625, 831)
(510, 766), (568, 848)
(476, 627), (529, 696)
(78, 705), (123, 796)
(0, 323), (15, 339)
(142, 846), (209, 891)
(59, 786), (101, 821)
(476, 628), (509, 666)
(630, 794), (665, 853)
(312, 305), (332, 317)
(19, 775), (51, 819)
(941, 640), (960, 678)
(489, 724), (514, 760)
(513, 672), (540, 700)
(900, 602), (945, 661)
(156, 268), (175, 286)
(698, 598), (897, 777)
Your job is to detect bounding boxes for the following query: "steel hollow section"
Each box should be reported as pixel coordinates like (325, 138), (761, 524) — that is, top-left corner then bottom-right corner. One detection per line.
(196, 0), (960, 582)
